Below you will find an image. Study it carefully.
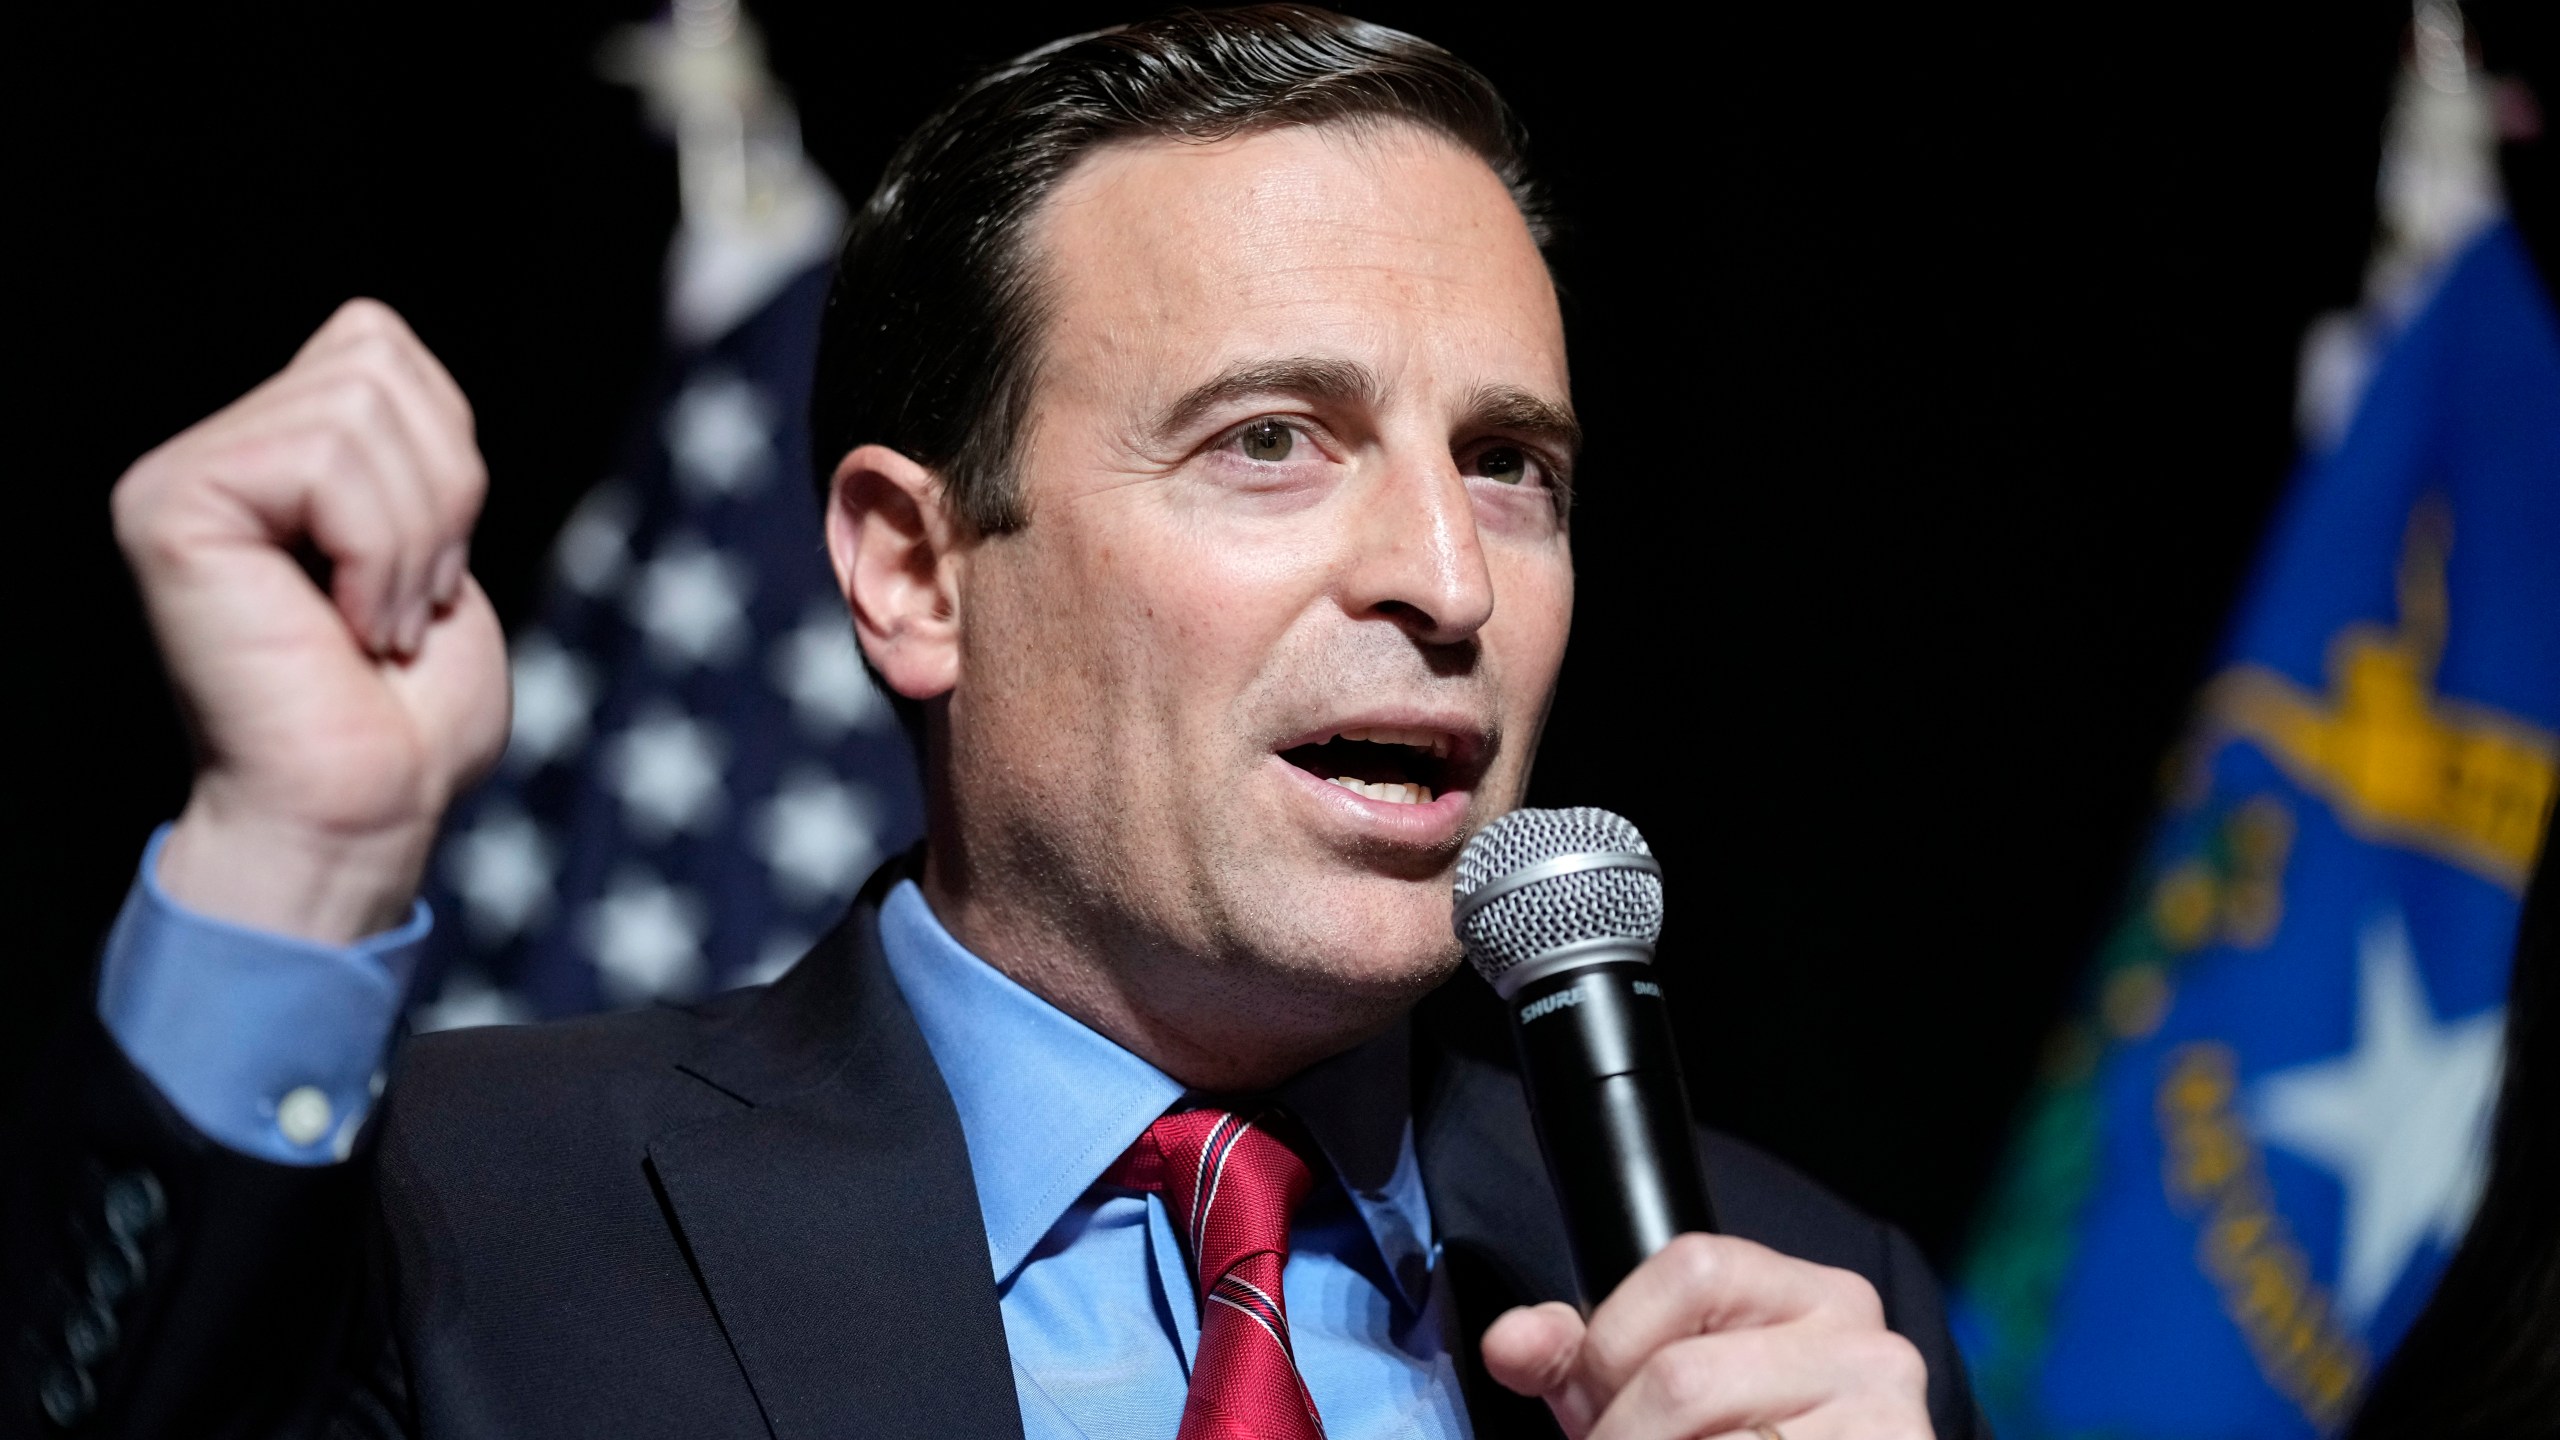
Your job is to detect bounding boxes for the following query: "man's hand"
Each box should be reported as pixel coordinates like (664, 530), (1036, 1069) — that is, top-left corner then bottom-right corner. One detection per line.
(1482, 1233), (1933, 1440)
(113, 299), (508, 943)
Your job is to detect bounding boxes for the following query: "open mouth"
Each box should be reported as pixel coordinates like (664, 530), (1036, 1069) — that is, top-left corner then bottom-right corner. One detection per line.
(1278, 725), (1462, 806)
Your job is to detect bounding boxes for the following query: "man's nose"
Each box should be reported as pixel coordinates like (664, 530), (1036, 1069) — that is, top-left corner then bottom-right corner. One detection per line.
(1337, 453), (1497, 644)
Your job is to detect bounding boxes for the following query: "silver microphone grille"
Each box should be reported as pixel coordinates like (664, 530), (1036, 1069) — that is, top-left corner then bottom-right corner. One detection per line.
(1453, 807), (1663, 994)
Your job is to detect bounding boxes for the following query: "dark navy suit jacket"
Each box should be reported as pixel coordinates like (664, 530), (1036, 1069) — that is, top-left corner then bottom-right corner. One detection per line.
(5, 864), (1986, 1437)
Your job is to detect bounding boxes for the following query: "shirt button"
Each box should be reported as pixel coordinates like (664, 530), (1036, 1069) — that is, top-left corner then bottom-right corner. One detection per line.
(278, 1086), (334, 1147)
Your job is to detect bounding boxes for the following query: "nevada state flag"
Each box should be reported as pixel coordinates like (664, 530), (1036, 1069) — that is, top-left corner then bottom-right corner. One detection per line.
(1953, 217), (2560, 1436)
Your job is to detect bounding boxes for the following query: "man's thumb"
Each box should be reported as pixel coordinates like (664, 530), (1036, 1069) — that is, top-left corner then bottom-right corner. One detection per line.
(1481, 1301), (1586, 1405)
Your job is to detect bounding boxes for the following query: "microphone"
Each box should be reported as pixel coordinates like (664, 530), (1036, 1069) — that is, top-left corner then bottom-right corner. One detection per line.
(1453, 807), (1717, 1303)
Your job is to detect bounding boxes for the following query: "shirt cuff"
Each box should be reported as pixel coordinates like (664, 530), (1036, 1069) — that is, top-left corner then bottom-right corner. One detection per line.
(97, 824), (432, 1166)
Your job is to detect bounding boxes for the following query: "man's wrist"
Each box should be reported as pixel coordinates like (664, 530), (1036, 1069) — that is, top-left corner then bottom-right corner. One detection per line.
(159, 790), (435, 945)
(103, 824), (430, 1164)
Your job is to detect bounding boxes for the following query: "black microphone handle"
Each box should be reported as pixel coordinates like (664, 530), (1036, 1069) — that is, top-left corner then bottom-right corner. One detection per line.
(1506, 959), (1719, 1306)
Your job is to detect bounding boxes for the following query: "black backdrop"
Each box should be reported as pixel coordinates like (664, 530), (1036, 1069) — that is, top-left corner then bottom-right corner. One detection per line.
(21, 1), (2531, 1267)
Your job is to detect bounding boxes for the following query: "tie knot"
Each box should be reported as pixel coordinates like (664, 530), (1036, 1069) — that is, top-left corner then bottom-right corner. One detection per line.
(1107, 1107), (1317, 1282)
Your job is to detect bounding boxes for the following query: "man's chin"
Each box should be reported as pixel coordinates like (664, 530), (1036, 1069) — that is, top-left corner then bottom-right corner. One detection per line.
(1184, 774), (1486, 1013)
(1227, 876), (1465, 1000)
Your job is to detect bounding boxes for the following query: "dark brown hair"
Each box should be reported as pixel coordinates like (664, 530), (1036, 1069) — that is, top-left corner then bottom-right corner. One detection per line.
(807, 5), (1547, 532)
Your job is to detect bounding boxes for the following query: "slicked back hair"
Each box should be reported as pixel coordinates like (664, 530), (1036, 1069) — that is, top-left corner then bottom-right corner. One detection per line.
(807, 5), (1549, 535)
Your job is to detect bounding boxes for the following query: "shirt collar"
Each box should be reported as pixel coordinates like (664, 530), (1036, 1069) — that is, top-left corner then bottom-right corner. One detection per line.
(877, 880), (1180, 1283)
(875, 879), (1435, 1308)
(1276, 1021), (1437, 1309)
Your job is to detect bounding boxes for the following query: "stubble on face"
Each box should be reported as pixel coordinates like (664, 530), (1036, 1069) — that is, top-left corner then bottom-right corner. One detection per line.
(925, 120), (1575, 1088)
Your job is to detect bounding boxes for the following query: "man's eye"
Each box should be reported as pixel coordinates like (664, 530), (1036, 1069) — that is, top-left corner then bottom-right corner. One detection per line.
(1238, 419), (1295, 462)
(1470, 444), (1536, 486)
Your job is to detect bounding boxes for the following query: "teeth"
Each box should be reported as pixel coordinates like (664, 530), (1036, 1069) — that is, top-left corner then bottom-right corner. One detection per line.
(1336, 725), (1455, 759)
(1327, 776), (1435, 805)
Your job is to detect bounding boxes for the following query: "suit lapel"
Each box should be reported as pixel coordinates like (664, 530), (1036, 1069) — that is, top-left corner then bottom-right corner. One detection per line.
(638, 879), (1579, 1440)
(648, 875), (1023, 1440)
(1412, 980), (1578, 1440)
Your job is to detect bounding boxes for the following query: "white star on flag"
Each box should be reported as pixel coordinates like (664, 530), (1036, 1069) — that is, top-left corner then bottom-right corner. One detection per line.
(554, 481), (637, 598)
(411, 969), (537, 1033)
(664, 372), (776, 498)
(753, 766), (883, 905)
(582, 867), (707, 1003)
(631, 535), (753, 667)
(506, 635), (600, 772)
(2250, 908), (2505, 1324)
(771, 602), (888, 736)
(747, 929), (813, 986)
(603, 706), (729, 839)
(446, 805), (557, 941)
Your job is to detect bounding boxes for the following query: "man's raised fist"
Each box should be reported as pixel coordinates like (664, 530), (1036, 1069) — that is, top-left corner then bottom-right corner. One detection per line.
(112, 299), (509, 944)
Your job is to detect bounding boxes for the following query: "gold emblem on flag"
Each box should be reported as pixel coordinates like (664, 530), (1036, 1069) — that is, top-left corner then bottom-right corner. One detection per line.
(2158, 1043), (2368, 1427)
(2197, 500), (2557, 893)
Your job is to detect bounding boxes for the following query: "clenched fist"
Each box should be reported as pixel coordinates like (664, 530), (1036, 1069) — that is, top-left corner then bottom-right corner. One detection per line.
(113, 299), (509, 943)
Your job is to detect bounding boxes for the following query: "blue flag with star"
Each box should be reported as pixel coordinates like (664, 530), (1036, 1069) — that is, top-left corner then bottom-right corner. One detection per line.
(408, 261), (925, 1025)
(1953, 217), (2560, 1436)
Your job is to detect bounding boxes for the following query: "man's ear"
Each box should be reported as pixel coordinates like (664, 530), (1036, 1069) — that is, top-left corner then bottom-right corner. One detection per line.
(825, 444), (964, 703)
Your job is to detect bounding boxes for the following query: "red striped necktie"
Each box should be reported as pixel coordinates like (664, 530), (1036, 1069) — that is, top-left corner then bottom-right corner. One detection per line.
(1107, 1107), (1328, 1440)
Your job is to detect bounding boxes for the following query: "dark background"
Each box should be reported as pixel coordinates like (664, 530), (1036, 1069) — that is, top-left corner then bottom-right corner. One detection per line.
(13, 2), (2550, 1265)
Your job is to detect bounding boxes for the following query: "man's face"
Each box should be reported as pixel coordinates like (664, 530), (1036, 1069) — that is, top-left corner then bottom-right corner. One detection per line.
(943, 120), (1574, 1043)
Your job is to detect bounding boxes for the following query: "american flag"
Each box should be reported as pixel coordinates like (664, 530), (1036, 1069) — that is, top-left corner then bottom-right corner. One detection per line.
(411, 261), (923, 1028)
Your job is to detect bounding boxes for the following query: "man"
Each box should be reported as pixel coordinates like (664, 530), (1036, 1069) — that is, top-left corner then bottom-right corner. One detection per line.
(7, 9), (1981, 1437)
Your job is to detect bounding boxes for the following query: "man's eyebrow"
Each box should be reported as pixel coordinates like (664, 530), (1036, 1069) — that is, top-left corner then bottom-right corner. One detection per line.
(1460, 383), (1581, 460)
(1147, 357), (1384, 444)
(1145, 362), (1582, 470)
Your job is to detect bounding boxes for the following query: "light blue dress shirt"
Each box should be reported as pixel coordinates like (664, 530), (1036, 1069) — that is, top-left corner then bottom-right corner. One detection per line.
(875, 880), (1472, 1440)
(98, 826), (431, 1165)
(97, 841), (1475, 1439)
